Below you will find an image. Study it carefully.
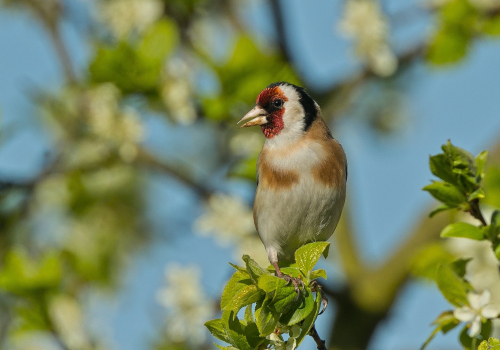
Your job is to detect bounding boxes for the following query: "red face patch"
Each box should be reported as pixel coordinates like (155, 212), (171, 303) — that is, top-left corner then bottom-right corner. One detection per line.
(256, 87), (288, 139)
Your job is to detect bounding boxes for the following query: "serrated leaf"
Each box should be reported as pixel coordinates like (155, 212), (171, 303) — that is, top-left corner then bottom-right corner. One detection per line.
(221, 271), (253, 310)
(295, 242), (330, 277)
(279, 267), (304, 279)
(279, 290), (315, 326)
(436, 264), (468, 307)
(244, 305), (254, 324)
(221, 311), (253, 350)
(423, 182), (466, 207)
(228, 262), (247, 273)
(309, 269), (327, 281)
(214, 343), (229, 350)
(224, 284), (264, 314)
(258, 274), (285, 293)
(269, 283), (297, 313)
(441, 222), (484, 240)
(255, 298), (279, 336)
(295, 291), (320, 347)
(205, 319), (231, 343)
(242, 255), (265, 284)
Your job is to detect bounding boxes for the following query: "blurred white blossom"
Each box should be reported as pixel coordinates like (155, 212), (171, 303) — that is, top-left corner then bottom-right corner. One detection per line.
(161, 59), (197, 124)
(195, 193), (255, 246)
(338, 0), (397, 76)
(230, 132), (263, 157)
(454, 290), (500, 337)
(266, 326), (299, 350)
(235, 236), (269, 267)
(96, 0), (163, 38)
(156, 264), (213, 345)
(49, 295), (91, 350)
(86, 83), (144, 162)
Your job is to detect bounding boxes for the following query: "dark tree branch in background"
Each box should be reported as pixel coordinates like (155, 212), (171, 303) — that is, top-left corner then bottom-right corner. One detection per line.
(21, 0), (77, 85)
(309, 325), (327, 350)
(269, 0), (294, 65)
(136, 148), (213, 199)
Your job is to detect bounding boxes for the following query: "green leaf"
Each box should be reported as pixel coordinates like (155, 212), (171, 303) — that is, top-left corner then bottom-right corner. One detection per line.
(224, 284), (264, 314)
(242, 255), (265, 284)
(482, 15), (500, 36)
(221, 311), (252, 350)
(295, 291), (321, 348)
(478, 340), (489, 350)
(269, 283), (297, 313)
(205, 319), (231, 343)
(137, 19), (178, 61)
(476, 151), (489, 181)
(436, 264), (469, 307)
(429, 204), (454, 218)
(411, 243), (455, 281)
(255, 298), (279, 336)
(441, 222), (484, 240)
(489, 337), (500, 346)
(258, 274), (286, 293)
(279, 266), (304, 279)
(244, 305), (254, 324)
(429, 154), (457, 185)
(309, 269), (327, 281)
(279, 290), (315, 326)
(423, 182), (466, 207)
(427, 27), (469, 65)
(420, 311), (459, 350)
(214, 343), (229, 350)
(228, 262), (247, 273)
(0, 249), (62, 295)
(295, 242), (330, 277)
(221, 270), (252, 310)
(449, 258), (471, 278)
(468, 188), (485, 201)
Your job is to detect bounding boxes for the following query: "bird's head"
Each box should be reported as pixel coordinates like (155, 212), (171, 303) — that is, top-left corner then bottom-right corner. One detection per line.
(238, 82), (319, 140)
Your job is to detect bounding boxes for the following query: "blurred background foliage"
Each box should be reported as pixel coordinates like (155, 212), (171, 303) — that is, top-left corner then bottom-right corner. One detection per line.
(1, 0), (500, 349)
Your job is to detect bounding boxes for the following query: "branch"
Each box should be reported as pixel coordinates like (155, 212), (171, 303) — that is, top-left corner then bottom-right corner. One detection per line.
(309, 324), (327, 350)
(22, 0), (77, 85)
(269, 0), (294, 64)
(135, 147), (213, 199)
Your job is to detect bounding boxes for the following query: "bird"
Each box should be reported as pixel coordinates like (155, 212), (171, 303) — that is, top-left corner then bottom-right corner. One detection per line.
(237, 82), (347, 305)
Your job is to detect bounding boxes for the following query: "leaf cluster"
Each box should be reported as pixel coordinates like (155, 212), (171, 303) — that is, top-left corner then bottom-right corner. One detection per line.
(422, 141), (500, 350)
(205, 242), (329, 350)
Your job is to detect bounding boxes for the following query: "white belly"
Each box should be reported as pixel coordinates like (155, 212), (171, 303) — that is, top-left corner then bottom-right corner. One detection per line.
(254, 175), (345, 263)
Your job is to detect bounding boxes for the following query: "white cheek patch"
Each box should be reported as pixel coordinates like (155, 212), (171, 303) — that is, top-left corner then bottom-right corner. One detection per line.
(265, 84), (306, 148)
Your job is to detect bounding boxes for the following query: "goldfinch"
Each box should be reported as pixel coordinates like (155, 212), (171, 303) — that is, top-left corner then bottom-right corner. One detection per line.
(238, 82), (347, 295)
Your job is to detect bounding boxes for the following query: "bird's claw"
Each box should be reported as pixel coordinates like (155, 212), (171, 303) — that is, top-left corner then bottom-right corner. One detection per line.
(310, 280), (328, 315)
(278, 274), (305, 300)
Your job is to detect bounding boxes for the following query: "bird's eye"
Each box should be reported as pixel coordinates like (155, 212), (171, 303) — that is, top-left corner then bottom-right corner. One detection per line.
(273, 99), (283, 108)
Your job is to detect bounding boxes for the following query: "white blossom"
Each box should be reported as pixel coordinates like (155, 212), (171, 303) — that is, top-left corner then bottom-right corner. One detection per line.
(49, 295), (91, 350)
(266, 326), (300, 350)
(86, 83), (144, 162)
(97, 0), (164, 38)
(161, 59), (197, 125)
(454, 290), (500, 337)
(338, 0), (397, 76)
(194, 193), (255, 246)
(156, 264), (213, 345)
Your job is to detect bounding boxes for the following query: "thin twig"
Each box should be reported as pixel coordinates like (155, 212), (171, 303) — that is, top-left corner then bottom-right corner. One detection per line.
(309, 324), (327, 350)
(135, 147), (213, 199)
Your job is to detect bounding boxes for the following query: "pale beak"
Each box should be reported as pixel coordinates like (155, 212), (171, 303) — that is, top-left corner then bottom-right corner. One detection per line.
(237, 106), (268, 128)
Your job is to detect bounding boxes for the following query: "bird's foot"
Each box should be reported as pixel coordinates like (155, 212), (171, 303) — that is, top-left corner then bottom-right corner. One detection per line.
(310, 280), (328, 315)
(277, 273), (306, 300)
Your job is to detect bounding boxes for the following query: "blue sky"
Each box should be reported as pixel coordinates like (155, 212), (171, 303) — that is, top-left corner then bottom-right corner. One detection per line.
(1, 1), (500, 350)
